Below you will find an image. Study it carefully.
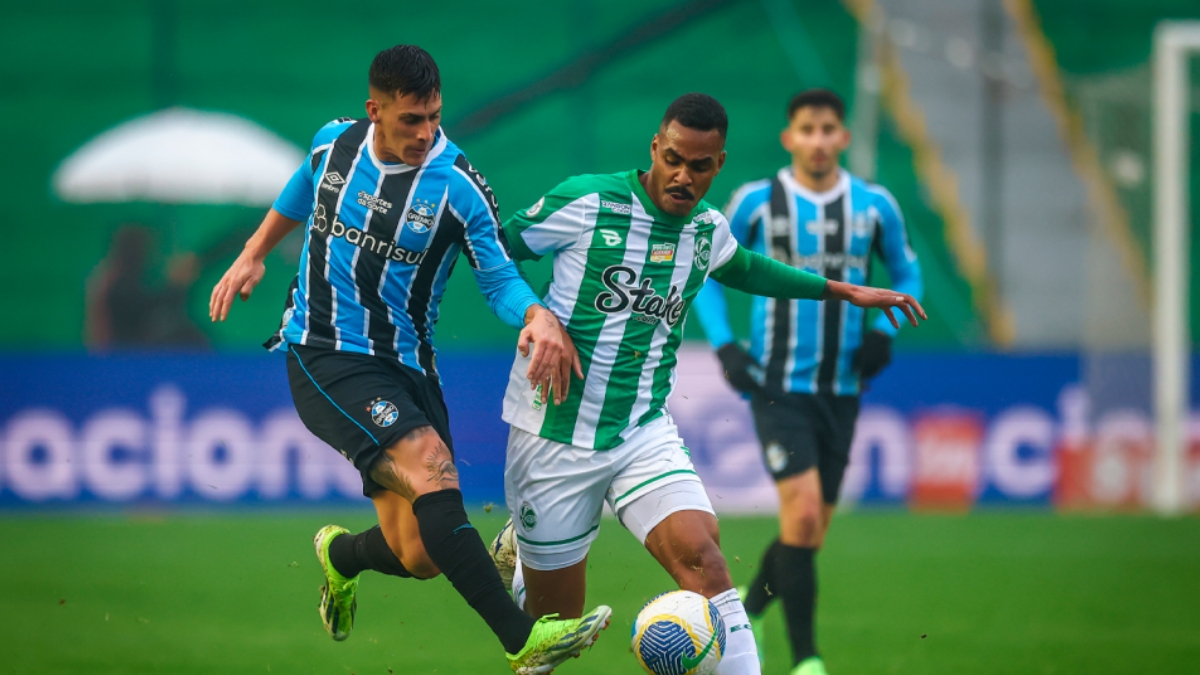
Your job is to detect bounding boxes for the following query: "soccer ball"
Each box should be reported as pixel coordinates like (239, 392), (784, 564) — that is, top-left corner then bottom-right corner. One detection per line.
(631, 590), (726, 675)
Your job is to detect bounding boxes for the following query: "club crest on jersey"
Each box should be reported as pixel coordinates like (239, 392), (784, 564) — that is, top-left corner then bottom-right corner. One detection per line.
(368, 399), (399, 428)
(693, 235), (712, 271)
(321, 172), (345, 193)
(405, 199), (437, 233)
(650, 243), (675, 263)
(526, 197), (545, 217)
(594, 265), (685, 326)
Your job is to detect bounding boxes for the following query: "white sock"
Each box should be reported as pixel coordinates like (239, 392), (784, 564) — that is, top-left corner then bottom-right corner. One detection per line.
(512, 561), (527, 611)
(710, 588), (761, 675)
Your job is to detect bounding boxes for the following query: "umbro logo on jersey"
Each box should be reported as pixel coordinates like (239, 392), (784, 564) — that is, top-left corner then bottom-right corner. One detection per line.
(693, 211), (714, 224)
(526, 197), (545, 217)
(805, 219), (840, 236)
(599, 229), (622, 246)
(600, 200), (631, 215)
(357, 191), (392, 215)
(321, 172), (345, 193)
(650, 243), (675, 263)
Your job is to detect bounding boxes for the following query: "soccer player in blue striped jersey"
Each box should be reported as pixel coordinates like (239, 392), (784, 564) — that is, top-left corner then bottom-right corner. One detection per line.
(692, 89), (924, 675)
(209, 45), (609, 674)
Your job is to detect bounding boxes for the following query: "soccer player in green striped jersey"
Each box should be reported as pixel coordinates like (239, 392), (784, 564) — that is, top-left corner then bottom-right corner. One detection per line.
(491, 94), (924, 675)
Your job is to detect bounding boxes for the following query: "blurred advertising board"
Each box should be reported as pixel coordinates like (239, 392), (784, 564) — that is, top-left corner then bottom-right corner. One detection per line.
(1, 349), (1197, 511)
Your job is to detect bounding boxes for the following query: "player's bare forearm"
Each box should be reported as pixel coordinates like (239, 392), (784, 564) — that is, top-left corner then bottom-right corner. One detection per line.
(822, 280), (928, 329)
(209, 209), (302, 322)
(244, 209), (303, 261)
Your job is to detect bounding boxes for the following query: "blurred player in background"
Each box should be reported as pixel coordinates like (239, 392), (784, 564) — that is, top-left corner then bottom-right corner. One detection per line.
(692, 89), (924, 675)
(488, 93), (924, 675)
(208, 44), (609, 674)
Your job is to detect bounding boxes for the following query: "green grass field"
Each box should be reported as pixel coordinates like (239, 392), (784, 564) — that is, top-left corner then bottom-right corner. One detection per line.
(3, 511), (1198, 674)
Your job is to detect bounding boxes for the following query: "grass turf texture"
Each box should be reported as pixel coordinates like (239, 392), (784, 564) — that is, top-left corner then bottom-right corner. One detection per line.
(2, 512), (1197, 674)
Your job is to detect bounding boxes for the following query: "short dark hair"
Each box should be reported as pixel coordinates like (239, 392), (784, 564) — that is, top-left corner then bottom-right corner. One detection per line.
(661, 93), (728, 139)
(787, 89), (846, 122)
(369, 45), (440, 101)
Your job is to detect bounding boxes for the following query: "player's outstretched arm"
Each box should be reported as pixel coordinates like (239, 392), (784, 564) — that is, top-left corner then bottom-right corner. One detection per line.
(709, 245), (927, 329)
(209, 209), (301, 322)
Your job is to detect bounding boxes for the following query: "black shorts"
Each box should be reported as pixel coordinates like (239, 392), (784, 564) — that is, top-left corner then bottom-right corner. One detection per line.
(286, 344), (453, 497)
(750, 392), (860, 504)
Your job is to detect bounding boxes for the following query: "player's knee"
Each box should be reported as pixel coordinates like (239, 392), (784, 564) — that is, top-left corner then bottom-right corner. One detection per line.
(673, 539), (731, 595)
(781, 496), (825, 547)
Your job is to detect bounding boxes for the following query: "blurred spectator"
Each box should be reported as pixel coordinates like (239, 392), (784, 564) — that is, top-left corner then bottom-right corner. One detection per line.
(86, 224), (208, 350)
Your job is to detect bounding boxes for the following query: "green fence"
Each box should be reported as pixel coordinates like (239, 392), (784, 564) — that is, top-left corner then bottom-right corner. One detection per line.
(0, 0), (981, 351)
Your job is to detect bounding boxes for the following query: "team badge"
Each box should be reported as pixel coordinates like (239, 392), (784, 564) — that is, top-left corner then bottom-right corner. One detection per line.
(693, 235), (712, 270)
(766, 442), (788, 474)
(369, 399), (399, 428)
(405, 199), (437, 233)
(532, 384), (544, 411)
(519, 502), (537, 530)
(650, 243), (676, 263)
(526, 196), (545, 217)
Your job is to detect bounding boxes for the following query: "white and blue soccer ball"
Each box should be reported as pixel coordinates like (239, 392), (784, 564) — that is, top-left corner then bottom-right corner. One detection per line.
(631, 590), (726, 675)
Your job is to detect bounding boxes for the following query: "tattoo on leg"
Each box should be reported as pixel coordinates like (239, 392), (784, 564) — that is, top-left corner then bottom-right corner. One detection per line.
(424, 441), (459, 490)
(370, 451), (416, 501)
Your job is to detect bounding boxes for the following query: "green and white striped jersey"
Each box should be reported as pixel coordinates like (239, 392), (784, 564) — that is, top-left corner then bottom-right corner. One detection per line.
(501, 170), (739, 450)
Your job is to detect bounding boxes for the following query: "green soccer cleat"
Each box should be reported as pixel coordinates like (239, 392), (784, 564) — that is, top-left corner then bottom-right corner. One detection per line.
(313, 524), (359, 641)
(490, 517), (519, 592)
(736, 585), (766, 667)
(792, 656), (829, 675)
(506, 605), (613, 675)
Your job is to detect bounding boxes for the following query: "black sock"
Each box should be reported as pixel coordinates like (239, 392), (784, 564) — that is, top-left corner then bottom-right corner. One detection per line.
(412, 489), (535, 654)
(772, 544), (818, 664)
(744, 539), (782, 616)
(328, 525), (413, 579)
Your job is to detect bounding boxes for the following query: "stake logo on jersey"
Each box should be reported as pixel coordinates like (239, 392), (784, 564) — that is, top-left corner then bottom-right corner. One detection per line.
(595, 266), (685, 327)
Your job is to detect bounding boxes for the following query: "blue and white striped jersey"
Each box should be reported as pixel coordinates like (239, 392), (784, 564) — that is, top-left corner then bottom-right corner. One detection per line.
(265, 118), (540, 381)
(693, 168), (923, 396)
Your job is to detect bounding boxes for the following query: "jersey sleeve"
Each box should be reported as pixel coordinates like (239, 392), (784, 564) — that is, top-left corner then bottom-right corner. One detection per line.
(723, 180), (769, 247)
(708, 210), (741, 272)
(870, 186), (924, 336)
(271, 118), (354, 222)
(448, 155), (511, 272)
(502, 177), (598, 261)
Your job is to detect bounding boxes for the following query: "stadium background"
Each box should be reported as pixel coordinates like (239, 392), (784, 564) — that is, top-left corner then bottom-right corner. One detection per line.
(2, 0), (1199, 673)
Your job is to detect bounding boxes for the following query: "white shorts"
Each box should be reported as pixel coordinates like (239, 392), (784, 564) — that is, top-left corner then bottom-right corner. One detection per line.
(505, 415), (715, 571)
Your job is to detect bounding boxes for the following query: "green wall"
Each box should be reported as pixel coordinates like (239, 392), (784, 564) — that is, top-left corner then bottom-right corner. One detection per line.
(0, 0), (980, 351)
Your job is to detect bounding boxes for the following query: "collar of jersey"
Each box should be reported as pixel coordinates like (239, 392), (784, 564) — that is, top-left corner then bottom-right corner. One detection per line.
(777, 167), (850, 205)
(365, 125), (447, 174)
(627, 170), (701, 227)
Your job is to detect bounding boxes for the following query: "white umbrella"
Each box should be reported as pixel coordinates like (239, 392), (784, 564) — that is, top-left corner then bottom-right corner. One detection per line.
(53, 107), (306, 206)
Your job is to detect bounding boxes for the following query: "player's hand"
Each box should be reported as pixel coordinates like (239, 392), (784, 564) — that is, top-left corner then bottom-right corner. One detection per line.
(853, 329), (893, 381)
(825, 280), (926, 329)
(209, 249), (266, 322)
(518, 306), (580, 406)
(716, 343), (762, 395)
